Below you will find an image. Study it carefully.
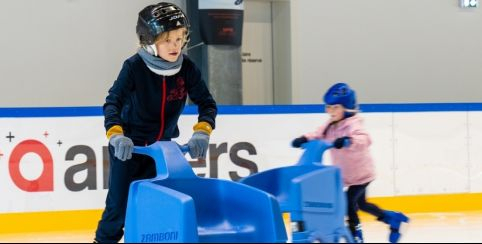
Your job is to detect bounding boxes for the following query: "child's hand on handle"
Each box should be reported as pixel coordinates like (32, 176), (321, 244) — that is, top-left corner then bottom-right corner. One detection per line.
(291, 136), (308, 148)
(185, 121), (212, 159)
(185, 131), (209, 159)
(333, 136), (351, 149)
(109, 134), (134, 161)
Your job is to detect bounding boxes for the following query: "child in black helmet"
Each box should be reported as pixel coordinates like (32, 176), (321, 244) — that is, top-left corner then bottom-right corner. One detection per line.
(94, 2), (217, 242)
(292, 83), (409, 243)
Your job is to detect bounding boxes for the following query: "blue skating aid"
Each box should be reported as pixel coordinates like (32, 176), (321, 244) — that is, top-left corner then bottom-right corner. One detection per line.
(240, 140), (354, 243)
(124, 141), (287, 243)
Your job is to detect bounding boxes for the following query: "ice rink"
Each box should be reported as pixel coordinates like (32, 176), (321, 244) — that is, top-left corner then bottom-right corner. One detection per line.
(363, 211), (482, 243)
(1, 211), (481, 243)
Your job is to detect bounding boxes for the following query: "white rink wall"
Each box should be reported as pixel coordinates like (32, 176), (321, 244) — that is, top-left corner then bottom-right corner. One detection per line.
(0, 104), (481, 213)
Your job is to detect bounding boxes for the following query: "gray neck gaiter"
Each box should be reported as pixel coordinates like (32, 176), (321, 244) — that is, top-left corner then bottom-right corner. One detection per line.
(137, 47), (183, 76)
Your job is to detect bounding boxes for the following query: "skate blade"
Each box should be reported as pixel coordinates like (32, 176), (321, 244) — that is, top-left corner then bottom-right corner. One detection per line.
(397, 218), (410, 243)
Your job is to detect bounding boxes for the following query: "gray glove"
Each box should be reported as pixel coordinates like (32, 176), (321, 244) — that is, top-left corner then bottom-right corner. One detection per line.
(109, 134), (134, 161)
(186, 131), (210, 159)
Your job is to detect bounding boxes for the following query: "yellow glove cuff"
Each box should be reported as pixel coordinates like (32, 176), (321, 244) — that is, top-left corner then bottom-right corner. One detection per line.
(193, 121), (213, 135)
(106, 125), (124, 139)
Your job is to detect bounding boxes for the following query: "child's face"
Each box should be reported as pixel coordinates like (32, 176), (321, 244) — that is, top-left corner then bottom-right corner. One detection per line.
(325, 104), (345, 122)
(155, 28), (186, 62)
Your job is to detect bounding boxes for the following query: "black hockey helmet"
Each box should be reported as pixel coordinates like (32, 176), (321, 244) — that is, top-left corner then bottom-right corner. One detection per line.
(136, 2), (190, 46)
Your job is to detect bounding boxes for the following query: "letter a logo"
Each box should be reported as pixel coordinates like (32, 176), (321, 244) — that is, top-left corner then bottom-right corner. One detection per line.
(9, 140), (54, 192)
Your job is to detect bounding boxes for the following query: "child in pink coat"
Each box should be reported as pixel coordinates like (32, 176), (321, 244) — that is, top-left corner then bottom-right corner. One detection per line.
(292, 83), (409, 243)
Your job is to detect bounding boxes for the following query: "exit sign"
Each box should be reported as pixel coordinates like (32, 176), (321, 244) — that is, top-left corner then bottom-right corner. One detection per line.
(460, 0), (478, 8)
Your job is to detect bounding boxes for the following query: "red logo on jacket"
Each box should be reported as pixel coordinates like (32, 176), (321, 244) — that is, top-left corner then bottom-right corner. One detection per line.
(167, 77), (187, 101)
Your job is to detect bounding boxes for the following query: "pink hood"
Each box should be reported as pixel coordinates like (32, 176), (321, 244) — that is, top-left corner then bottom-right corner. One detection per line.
(304, 115), (376, 186)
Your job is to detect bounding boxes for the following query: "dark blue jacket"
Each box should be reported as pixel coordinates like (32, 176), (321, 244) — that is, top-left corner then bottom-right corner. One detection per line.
(104, 54), (217, 145)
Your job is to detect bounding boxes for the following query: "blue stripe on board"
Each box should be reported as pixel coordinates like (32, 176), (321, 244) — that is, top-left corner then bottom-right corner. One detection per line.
(183, 104), (324, 115)
(0, 107), (103, 117)
(360, 103), (482, 113)
(1, 103), (482, 117)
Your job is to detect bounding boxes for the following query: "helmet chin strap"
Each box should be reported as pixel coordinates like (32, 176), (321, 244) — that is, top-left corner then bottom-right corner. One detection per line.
(144, 44), (158, 57)
(344, 106), (360, 113)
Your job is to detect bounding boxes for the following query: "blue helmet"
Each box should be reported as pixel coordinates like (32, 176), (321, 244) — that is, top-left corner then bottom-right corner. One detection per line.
(323, 82), (357, 110)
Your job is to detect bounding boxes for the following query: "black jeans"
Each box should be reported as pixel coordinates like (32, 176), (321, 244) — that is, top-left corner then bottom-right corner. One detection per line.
(94, 145), (156, 243)
(346, 182), (385, 230)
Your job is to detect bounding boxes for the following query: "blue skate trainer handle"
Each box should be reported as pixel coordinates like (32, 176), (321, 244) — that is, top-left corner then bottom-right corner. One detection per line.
(179, 144), (190, 154)
(296, 140), (334, 166)
(131, 141), (195, 179)
(132, 142), (190, 155)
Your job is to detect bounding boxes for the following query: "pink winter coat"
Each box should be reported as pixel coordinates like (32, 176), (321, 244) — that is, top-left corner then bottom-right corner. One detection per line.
(304, 114), (376, 187)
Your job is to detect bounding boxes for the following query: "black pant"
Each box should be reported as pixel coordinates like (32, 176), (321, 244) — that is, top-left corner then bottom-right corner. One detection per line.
(346, 182), (385, 231)
(94, 145), (156, 243)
